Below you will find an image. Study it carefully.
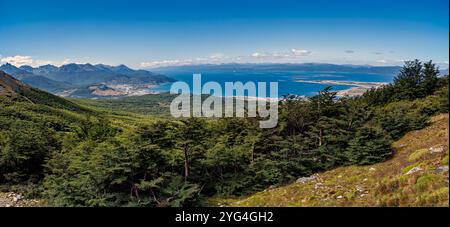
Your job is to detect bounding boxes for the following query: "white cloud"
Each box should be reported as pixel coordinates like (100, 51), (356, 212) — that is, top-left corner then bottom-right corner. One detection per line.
(1, 55), (35, 66)
(250, 52), (270, 58)
(61, 58), (71, 65)
(141, 49), (316, 68)
(208, 53), (225, 60)
(141, 59), (184, 68)
(0, 55), (90, 67)
(374, 59), (408, 66)
(437, 61), (449, 69)
(272, 52), (290, 58)
(268, 52), (290, 58)
(0, 55), (55, 67)
(141, 52), (234, 68)
(291, 49), (312, 56)
(250, 49), (309, 59)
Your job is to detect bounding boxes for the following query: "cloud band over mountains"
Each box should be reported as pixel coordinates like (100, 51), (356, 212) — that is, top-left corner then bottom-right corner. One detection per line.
(140, 49), (313, 68)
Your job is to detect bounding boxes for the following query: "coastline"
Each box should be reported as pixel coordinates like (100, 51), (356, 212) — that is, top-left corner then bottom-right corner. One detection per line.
(296, 80), (388, 97)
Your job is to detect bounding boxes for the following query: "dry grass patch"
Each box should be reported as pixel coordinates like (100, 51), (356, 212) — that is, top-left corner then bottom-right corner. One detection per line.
(216, 114), (449, 207)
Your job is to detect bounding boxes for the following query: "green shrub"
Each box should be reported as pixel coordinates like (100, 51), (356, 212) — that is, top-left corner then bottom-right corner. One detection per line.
(441, 155), (449, 165)
(415, 174), (445, 192)
(408, 149), (428, 161)
(402, 164), (415, 174)
(416, 187), (449, 206)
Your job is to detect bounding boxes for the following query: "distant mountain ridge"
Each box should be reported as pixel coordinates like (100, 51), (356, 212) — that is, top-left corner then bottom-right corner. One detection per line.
(151, 63), (450, 78)
(12, 63), (174, 85)
(0, 63), (34, 79)
(150, 63), (404, 75)
(0, 63), (175, 98)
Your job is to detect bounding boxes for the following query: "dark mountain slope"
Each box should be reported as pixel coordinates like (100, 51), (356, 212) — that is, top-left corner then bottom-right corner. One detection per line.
(21, 75), (73, 93)
(0, 71), (87, 112)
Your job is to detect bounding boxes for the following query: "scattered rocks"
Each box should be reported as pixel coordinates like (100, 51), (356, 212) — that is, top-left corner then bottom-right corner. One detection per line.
(369, 167), (376, 171)
(356, 186), (365, 193)
(314, 183), (323, 190)
(434, 166), (449, 174)
(296, 176), (317, 184)
(405, 167), (423, 175)
(429, 146), (445, 154)
(0, 192), (41, 207)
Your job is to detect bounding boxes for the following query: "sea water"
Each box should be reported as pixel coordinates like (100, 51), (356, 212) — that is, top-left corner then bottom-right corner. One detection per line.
(151, 70), (395, 97)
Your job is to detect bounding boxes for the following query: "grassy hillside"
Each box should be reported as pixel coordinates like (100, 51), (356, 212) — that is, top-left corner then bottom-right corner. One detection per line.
(1, 71), (161, 134)
(1, 71), (89, 113)
(217, 114), (449, 207)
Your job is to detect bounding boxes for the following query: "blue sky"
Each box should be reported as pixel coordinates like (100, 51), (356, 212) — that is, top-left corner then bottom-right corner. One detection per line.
(0, 0), (448, 68)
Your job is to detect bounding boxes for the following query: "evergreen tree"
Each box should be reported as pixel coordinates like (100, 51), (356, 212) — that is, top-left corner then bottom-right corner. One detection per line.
(345, 124), (392, 165)
(392, 59), (424, 100)
(172, 118), (208, 181)
(422, 60), (440, 96)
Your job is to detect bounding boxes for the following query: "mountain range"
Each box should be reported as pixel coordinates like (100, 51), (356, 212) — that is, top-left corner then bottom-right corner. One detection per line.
(149, 63), (404, 75)
(0, 63), (175, 98)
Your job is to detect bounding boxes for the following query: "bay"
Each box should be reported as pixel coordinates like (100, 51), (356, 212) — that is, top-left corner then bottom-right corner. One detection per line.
(150, 70), (395, 97)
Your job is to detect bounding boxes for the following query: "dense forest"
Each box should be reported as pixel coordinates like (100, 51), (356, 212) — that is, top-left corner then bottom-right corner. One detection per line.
(0, 60), (448, 206)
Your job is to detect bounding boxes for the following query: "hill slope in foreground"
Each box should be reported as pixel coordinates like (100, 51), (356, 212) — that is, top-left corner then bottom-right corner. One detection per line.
(0, 71), (88, 112)
(218, 114), (449, 207)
